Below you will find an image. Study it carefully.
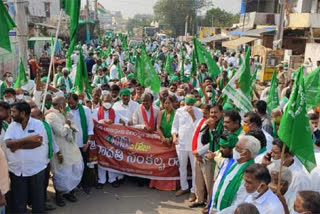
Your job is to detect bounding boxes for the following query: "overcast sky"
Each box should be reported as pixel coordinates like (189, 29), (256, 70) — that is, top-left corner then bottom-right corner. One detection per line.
(98, 0), (241, 18)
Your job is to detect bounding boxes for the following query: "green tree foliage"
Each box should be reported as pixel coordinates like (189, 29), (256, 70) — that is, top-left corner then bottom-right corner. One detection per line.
(127, 14), (154, 32)
(201, 7), (240, 27)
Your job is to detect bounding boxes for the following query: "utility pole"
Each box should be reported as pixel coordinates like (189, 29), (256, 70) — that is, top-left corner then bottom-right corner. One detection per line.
(185, 16), (188, 36)
(15, 0), (28, 74)
(274, 0), (286, 50)
(93, 0), (99, 35)
(86, 0), (90, 42)
(195, 0), (198, 36)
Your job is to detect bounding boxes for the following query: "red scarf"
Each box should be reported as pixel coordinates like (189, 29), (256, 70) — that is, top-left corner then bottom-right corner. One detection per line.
(192, 118), (206, 151)
(141, 105), (154, 129)
(97, 106), (115, 122)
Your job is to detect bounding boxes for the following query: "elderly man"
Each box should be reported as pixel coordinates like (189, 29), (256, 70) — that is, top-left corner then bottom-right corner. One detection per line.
(45, 97), (83, 207)
(293, 191), (320, 214)
(210, 135), (260, 213)
(92, 94), (123, 188)
(132, 93), (159, 132)
(113, 88), (139, 126)
(172, 94), (203, 202)
(4, 102), (48, 213)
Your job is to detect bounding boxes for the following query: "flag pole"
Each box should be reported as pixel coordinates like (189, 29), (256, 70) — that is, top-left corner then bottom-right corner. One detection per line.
(277, 143), (286, 194)
(41, 9), (63, 112)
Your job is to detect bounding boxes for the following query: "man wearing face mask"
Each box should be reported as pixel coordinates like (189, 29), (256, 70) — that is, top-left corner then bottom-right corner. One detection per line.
(172, 94), (203, 202)
(0, 72), (14, 99)
(3, 88), (16, 105)
(66, 93), (94, 194)
(57, 69), (73, 93)
(242, 164), (285, 214)
(293, 191), (320, 214)
(210, 135), (260, 213)
(15, 88), (25, 101)
(92, 94), (123, 188)
(113, 88), (139, 126)
(262, 139), (311, 213)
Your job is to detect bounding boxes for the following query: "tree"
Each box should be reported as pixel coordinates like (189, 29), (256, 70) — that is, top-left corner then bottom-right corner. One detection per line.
(154, 0), (211, 37)
(201, 7), (239, 27)
(126, 14), (154, 32)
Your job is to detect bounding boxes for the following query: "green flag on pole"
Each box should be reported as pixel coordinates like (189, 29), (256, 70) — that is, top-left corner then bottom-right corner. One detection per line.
(14, 59), (28, 89)
(180, 46), (185, 77)
(164, 53), (174, 75)
(237, 46), (252, 97)
(117, 63), (124, 80)
(304, 67), (320, 109)
(61, 0), (81, 70)
(134, 49), (161, 93)
(0, 0), (16, 52)
(189, 51), (197, 78)
(73, 49), (92, 96)
(267, 71), (280, 113)
(278, 66), (317, 172)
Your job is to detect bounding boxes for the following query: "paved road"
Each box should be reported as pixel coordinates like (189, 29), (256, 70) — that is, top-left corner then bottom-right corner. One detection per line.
(48, 180), (203, 214)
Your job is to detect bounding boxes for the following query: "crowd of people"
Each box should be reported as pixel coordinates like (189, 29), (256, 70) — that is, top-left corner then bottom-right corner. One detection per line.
(0, 34), (319, 214)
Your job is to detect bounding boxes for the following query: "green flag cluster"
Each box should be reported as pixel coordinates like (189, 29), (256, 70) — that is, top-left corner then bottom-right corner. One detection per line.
(73, 49), (92, 96)
(61, 0), (81, 70)
(304, 67), (320, 109)
(278, 66), (316, 172)
(0, 0), (16, 52)
(193, 37), (220, 79)
(267, 71), (280, 113)
(134, 48), (161, 93)
(13, 59), (28, 89)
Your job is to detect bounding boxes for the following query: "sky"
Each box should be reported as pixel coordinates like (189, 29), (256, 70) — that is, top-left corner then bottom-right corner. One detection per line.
(98, 0), (242, 19)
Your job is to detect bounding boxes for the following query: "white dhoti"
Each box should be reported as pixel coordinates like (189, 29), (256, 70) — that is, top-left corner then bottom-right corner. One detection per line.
(97, 165), (124, 184)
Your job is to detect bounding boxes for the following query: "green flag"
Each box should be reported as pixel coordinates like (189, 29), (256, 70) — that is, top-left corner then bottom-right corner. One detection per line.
(267, 71), (280, 113)
(61, 0), (81, 70)
(189, 51), (197, 78)
(73, 49), (92, 95)
(180, 46), (185, 77)
(134, 49), (161, 93)
(164, 53), (174, 75)
(304, 67), (320, 109)
(117, 63), (124, 80)
(13, 59), (28, 89)
(193, 37), (205, 64)
(278, 66), (316, 172)
(0, 0), (16, 52)
(237, 46), (252, 97)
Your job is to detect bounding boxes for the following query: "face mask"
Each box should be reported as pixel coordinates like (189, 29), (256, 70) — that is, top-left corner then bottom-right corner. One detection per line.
(207, 92), (213, 98)
(271, 158), (281, 166)
(45, 101), (52, 109)
(16, 94), (24, 100)
(4, 98), (14, 104)
(79, 100), (83, 105)
(168, 91), (175, 96)
(7, 77), (13, 83)
(129, 88), (134, 93)
(250, 183), (262, 199)
(102, 90), (109, 95)
(103, 102), (112, 110)
(272, 116), (282, 124)
(233, 148), (243, 161)
(243, 124), (250, 133)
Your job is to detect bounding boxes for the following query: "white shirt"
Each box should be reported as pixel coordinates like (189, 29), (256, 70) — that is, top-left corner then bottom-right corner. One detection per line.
(113, 100), (139, 125)
(92, 108), (120, 124)
(109, 64), (118, 80)
(184, 63), (192, 76)
(171, 106), (202, 151)
(244, 189), (285, 214)
(69, 105), (94, 148)
(4, 117), (48, 176)
(92, 64), (101, 75)
(262, 128), (273, 152)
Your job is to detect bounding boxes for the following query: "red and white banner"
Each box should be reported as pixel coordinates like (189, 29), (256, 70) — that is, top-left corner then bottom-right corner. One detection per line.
(89, 122), (180, 180)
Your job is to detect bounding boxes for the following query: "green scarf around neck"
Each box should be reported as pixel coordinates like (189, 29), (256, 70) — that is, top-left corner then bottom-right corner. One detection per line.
(272, 121), (278, 138)
(160, 109), (174, 138)
(66, 104), (88, 144)
(59, 76), (73, 89)
(42, 120), (54, 159)
(213, 159), (254, 210)
(2, 121), (8, 132)
(96, 75), (108, 84)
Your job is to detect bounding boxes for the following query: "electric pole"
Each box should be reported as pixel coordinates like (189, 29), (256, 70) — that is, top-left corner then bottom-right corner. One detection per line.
(86, 0), (90, 42)
(15, 0), (28, 74)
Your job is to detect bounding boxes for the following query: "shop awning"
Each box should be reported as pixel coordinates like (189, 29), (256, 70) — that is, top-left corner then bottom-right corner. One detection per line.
(242, 27), (276, 37)
(222, 37), (258, 49)
(200, 35), (229, 43)
(28, 37), (52, 41)
(228, 28), (252, 36)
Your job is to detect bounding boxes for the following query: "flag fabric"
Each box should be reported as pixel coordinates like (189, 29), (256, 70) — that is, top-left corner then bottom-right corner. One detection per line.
(180, 46), (185, 76)
(188, 51), (197, 78)
(278, 66), (317, 172)
(117, 63), (124, 80)
(97, 2), (107, 14)
(237, 46), (252, 97)
(50, 36), (55, 56)
(73, 49), (92, 95)
(0, 0), (16, 52)
(13, 59), (28, 89)
(193, 37), (205, 64)
(304, 67), (320, 109)
(134, 49), (161, 93)
(61, 0), (81, 70)
(267, 71), (280, 113)
(164, 53), (174, 75)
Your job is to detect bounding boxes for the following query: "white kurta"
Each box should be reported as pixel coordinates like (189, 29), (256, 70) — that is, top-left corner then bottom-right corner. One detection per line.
(112, 100), (139, 125)
(132, 105), (160, 130)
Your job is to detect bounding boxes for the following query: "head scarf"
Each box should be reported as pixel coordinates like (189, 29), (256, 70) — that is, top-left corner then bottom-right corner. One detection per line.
(119, 88), (131, 96)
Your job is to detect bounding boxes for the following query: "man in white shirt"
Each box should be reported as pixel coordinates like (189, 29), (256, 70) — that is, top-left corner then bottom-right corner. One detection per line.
(113, 88), (139, 125)
(4, 102), (48, 213)
(172, 94), (203, 201)
(109, 58), (119, 81)
(67, 93), (94, 194)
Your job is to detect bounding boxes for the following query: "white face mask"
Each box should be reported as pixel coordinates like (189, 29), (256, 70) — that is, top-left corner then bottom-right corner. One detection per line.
(103, 102), (112, 110)
(233, 148), (243, 161)
(249, 183), (262, 199)
(129, 88), (134, 93)
(271, 158), (281, 166)
(101, 90), (109, 95)
(168, 91), (175, 96)
(207, 92), (213, 98)
(4, 98), (14, 104)
(79, 100), (84, 105)
(7, 77), (13, 83)
(16, 94), (24, 100)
